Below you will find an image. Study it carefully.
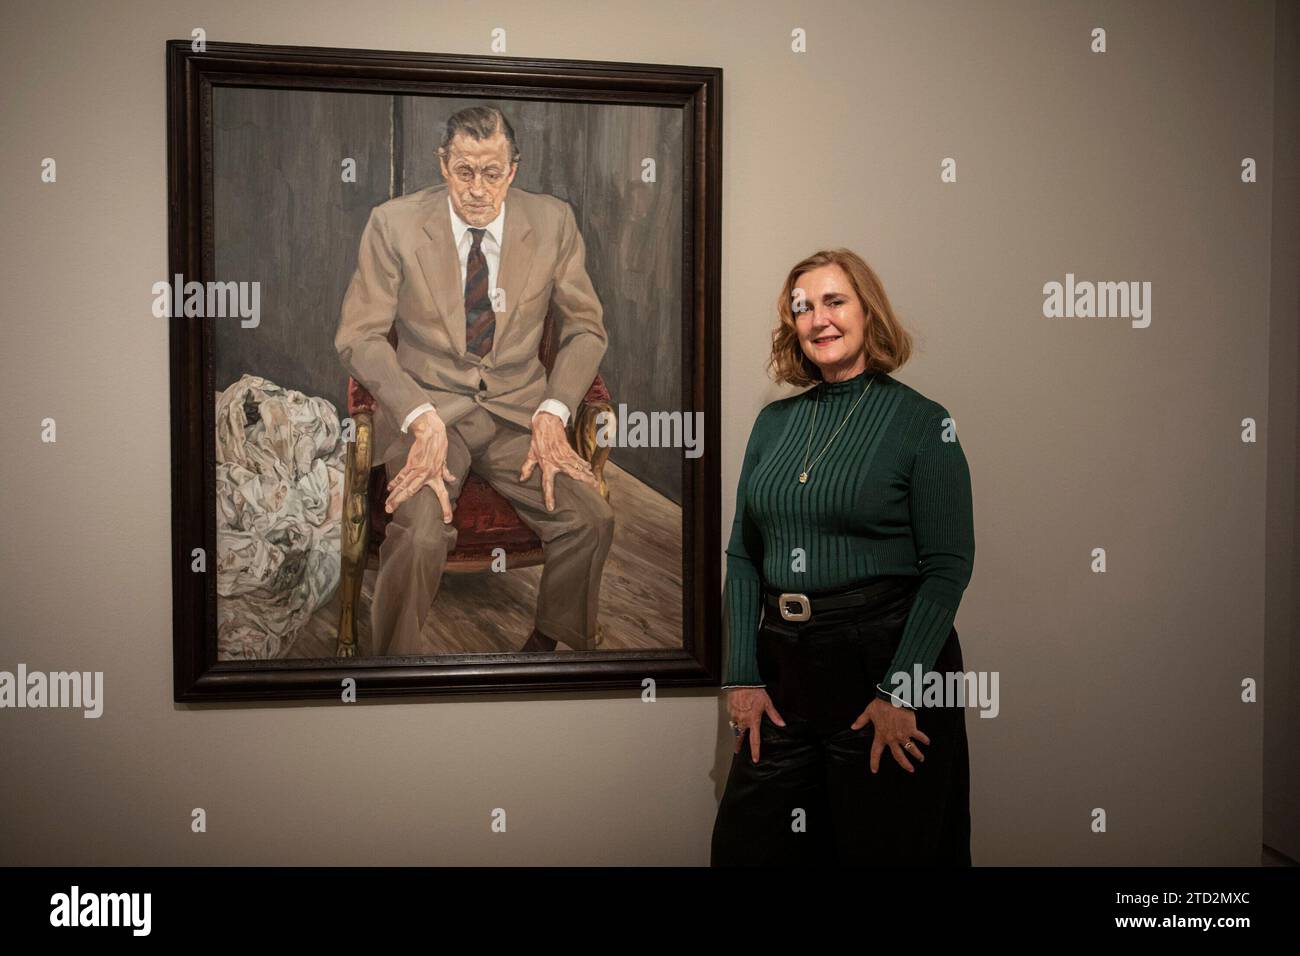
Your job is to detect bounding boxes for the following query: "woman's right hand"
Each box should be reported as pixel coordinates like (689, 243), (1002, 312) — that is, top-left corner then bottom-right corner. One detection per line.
(725, 687), (786, 763)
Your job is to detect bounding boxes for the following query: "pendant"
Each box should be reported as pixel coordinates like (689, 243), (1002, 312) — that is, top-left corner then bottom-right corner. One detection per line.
(798, 472), (808, 484)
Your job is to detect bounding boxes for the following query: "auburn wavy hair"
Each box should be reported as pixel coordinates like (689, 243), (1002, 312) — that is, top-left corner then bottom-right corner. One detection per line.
(768, 248), (913, 387)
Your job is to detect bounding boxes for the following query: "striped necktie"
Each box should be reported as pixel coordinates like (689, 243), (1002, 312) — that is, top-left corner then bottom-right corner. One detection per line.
(464, 227), (495, 358)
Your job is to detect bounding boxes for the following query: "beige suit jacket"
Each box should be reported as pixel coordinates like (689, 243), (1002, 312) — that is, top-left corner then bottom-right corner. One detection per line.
(335, 184), (607, 465)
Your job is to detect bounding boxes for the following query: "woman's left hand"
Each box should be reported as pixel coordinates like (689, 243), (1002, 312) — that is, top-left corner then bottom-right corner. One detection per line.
(851, 698), (931, 774)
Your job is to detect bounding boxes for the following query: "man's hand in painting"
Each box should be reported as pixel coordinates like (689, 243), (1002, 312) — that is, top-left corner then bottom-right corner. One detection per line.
(385, 409), (458, 520)
(519, 410), (599, 512)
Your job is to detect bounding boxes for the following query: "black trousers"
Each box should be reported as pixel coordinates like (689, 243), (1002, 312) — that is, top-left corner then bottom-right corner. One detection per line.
(711, 575), (971, 866)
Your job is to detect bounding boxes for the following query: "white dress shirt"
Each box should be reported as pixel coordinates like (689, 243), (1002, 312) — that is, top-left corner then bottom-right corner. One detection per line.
(400, 195), (572, 433)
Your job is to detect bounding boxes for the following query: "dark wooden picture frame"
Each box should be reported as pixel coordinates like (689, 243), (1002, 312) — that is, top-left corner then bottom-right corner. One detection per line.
(167, 40), (722, 702)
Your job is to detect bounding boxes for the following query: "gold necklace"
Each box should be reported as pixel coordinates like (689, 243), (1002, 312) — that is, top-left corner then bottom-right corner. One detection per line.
(798, 374), (875, 484)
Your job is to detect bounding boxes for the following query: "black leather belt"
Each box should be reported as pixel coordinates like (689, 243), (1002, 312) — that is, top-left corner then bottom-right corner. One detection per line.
(762, 577), (912, 622)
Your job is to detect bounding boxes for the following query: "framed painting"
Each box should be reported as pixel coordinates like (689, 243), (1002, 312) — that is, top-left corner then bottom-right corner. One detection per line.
(166, 39), (722, 701)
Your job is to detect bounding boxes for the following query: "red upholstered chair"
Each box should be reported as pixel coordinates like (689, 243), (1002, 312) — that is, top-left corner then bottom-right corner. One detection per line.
(335, 307), (613, 656)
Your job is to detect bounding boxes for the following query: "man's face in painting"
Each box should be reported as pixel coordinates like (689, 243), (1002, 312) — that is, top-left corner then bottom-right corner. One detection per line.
(438, 129), (517, 228)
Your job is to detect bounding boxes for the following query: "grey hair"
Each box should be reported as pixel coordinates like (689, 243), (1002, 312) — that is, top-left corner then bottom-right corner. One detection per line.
(437, 105), (521, 165)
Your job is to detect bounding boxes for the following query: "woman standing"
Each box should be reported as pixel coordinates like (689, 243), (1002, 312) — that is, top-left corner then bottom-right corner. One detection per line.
(711, 248), (975, 866)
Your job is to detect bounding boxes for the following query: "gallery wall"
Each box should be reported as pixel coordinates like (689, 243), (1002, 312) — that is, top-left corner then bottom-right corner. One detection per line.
(1, 0), (1295, 865)
(1263, 0), (1299, 864)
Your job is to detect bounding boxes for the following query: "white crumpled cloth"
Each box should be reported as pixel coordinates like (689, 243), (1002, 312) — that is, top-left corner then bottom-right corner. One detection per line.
(214, 374), (344, 659)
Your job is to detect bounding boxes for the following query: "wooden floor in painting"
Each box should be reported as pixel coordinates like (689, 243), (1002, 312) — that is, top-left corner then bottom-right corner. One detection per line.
(286, 459), (684, 658)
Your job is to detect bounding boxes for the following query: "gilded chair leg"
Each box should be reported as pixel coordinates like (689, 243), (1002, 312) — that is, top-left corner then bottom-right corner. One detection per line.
(573, 400), (613, 648)
(336, 411), (373, 657)
(573, 400), (614, 501)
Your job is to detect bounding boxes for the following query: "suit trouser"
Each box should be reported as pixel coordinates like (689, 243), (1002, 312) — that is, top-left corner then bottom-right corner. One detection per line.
(370, 403), (615, 656)
(710, 576), (972, 866)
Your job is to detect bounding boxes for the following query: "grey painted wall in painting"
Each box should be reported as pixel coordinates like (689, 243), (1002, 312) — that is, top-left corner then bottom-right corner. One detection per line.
(213, 89), (684, 503)
(212, 87), (392, 415)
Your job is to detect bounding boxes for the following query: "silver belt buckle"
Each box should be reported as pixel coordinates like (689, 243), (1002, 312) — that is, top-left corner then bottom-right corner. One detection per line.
(778, 593), (811, 622)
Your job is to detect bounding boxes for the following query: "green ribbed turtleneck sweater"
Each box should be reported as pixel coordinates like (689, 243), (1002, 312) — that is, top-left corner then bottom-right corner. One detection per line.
(721, 369), (975, 703)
